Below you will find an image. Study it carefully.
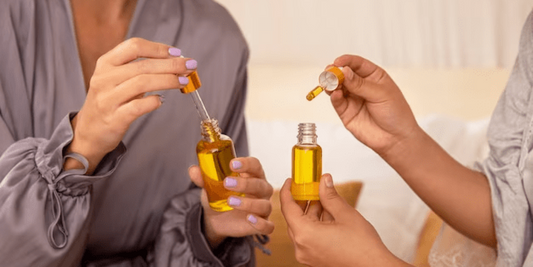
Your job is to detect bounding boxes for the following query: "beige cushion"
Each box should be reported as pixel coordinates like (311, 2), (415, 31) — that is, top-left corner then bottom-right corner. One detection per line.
(255, 181), (364, 267)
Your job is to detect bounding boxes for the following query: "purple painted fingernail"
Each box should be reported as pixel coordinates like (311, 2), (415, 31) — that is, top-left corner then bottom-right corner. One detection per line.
(224, 177), (237, 188)
(168, 47), (181, 57)
(232, 160), (242, 169)
(228, 196), (241, 207)
(247, 215), (258, 224)
(186, 59), (197, 70)
(179, 76), (189, 85)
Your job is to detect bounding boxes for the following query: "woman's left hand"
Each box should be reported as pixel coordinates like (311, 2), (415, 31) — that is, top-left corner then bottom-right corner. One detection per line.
(280, 174), (411, 267)
(189, 157), (275, 249)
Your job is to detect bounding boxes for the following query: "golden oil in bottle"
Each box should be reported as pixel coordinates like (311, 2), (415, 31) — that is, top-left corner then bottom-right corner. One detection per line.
(197, 119), (243, 212)
(291, 123), (322, 201)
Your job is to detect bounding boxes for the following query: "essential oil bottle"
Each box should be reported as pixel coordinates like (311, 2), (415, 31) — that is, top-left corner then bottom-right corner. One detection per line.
(196, 119), (243, 212)
(291, 123), (322, 200)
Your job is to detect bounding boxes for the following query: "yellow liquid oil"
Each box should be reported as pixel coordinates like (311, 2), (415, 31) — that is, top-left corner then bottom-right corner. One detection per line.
(291, 144), (322, 200)
(306, 86), (324, 101)
(197, 138), (242, 212)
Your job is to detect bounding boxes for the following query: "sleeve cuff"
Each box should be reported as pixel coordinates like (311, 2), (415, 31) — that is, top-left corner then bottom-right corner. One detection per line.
(35, 112), (127, 196)
(186, 203), (252, 266)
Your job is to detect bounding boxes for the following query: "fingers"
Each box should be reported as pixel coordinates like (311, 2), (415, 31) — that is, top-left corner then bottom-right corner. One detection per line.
(228, 196), (272, 217)
(230, 157), (266, 179)
(331, 55), (391, 103)
(223, 176), (273, 199)
(330, 89), (366, 127)
(188, 165), (204, 188)
(116, 94), (163, 125)
(334, 54), (380, 78)
(305, 200), (323, 220)
(321, 210), (334, 222)
(119, 57), (196, 80)
(319, 174), (352, 220)
(247, 214), (275, 235)
(103, 37), (175, 66)
(280, 178), (304, 226)
(112, 73), (187, 104)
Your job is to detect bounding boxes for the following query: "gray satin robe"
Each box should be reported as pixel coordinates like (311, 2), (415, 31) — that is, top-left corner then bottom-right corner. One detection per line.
(0, 0), (254, 266)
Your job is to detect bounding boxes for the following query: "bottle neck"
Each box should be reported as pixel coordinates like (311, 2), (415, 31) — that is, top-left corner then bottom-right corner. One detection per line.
(297, 123), (317, 145)
(201, 119), (221, 143)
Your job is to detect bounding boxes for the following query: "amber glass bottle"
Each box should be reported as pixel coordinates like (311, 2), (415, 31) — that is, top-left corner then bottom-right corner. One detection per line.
(291, 123), (322, 201)
(196, 119), (242, 212)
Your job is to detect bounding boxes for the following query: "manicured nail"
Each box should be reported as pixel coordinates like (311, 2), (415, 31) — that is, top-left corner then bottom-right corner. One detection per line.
(186, 59), (197, 70)
(168, 47), (181, 57)
(179, 76), (189, 85)
(158, 94), (165, 104)
(228, 196), (241, 207)
(247, 214), (258, 224)
(224, 177), (237, 188)
(232, 160), (242, 169)
(325, 175), (334, 188)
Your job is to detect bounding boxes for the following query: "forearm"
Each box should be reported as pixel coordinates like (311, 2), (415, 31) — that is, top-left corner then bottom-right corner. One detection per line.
(382, 126), (496, 247)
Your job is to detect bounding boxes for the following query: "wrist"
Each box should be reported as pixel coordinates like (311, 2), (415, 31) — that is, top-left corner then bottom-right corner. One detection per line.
(379, 125), (427, 164)
(203, 214), (226, 250)
(64, 115), (105, 174)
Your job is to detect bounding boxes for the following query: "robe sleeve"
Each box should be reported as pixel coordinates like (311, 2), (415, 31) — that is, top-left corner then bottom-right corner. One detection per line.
(0, 110), (127, 267)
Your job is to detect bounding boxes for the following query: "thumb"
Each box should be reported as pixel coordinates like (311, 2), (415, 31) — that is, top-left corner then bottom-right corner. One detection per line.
(319, 174), (352, 220)
(188, 165), (204, 188)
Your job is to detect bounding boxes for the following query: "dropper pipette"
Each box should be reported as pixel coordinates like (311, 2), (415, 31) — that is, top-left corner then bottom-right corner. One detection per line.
(190, 90), (211, 121)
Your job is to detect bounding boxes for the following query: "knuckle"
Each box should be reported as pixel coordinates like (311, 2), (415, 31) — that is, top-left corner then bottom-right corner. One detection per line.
(129, 101), (143, 117)
(157, 44), (167, 57)
(131, 75), (148, 92)
(265, 183), (274, 197)
(249, 157), (261, 167)
(136, 60), (150, 74)
(95, 56), (106, 68)
(237, 178), (247, 191)
(262, 224), (274, 235)
(89, 76), (103, 90)
(169, 58), (182, 73)
(93, 93), (108, 111)
(293, 233), (306, 247)
(126, 38), (143, 55)
(263, 201), (273, 216)
(326, 190), (338, 200)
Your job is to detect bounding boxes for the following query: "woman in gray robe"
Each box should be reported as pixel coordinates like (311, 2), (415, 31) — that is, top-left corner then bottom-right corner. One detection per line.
(0, 0), (273, 266)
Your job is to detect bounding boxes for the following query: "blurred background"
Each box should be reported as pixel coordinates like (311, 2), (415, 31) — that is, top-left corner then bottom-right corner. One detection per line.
(214, 0), (533, 264)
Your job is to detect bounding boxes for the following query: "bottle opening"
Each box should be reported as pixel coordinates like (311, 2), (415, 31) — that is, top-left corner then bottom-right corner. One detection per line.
(201, 119), (221, 142)
(297, 123), (317, 144)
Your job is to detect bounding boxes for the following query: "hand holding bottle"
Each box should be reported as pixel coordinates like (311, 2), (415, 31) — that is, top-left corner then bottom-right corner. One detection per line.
(67, 38), (195, 174)
(280, 174), (411, 267)
(189, 157), (275, 248)
(328, 55), (421, 158)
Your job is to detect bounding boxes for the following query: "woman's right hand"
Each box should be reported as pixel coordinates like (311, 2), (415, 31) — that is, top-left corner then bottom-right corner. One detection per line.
(329, 55), (420, 157)
(66, 38), (195, 173)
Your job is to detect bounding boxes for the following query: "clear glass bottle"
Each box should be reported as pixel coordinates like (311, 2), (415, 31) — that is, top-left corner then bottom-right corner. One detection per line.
(196, 119), (242, 212)
(291, 123), (322, 200)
